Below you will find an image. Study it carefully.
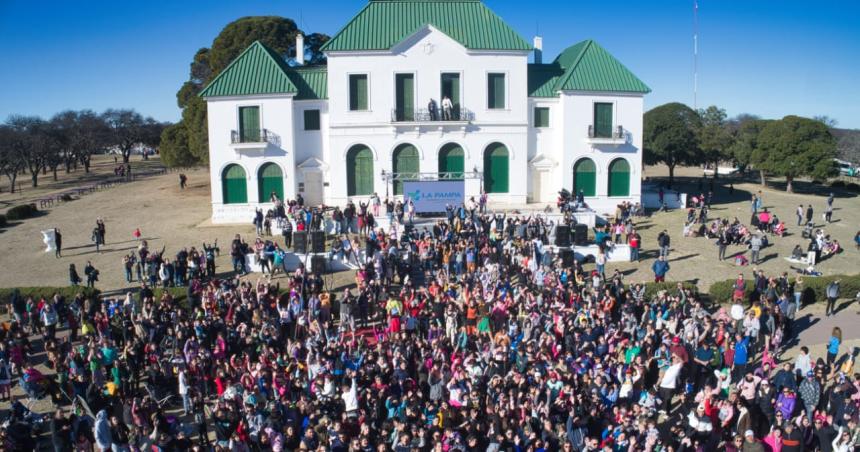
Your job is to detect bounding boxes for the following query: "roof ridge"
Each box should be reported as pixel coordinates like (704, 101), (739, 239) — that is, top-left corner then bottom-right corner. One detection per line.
(552, 40), (592, 93)
(319, 2), (374, 52)
(200, 40), (297, 98)
(200, 41), (266, 97)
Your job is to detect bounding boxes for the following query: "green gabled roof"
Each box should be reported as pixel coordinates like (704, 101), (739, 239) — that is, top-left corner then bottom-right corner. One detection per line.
(285, 67), (328, 100)
(552, 40), (650, 94)
(527, 63), (564, 98)
(200, 41), (298, 98)
(321, 0), (532, 52)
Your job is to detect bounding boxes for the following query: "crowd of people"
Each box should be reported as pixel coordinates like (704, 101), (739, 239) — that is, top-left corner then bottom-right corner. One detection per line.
(2, 187), (859, 452)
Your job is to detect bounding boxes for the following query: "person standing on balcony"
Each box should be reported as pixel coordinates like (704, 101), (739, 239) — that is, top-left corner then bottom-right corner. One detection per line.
(428, 98), (439, 121)
(442, 95), (453, 120)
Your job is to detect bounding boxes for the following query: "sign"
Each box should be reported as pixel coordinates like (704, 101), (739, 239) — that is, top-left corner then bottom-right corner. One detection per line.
(403, 181), (464, 213)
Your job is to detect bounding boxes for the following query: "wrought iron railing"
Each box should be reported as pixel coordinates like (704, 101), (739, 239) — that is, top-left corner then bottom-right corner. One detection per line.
(391, 107), (474, 123)
(588, 124), (625, 140)
(231, 128), (275, 144)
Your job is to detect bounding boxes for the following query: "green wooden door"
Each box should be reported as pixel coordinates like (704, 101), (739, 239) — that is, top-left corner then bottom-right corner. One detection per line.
(593, 103), (613, 138)
(441, 73), (460, 117)
(258, 162), (284, 202)
(222, 164), (247, 204)
(573, 158), (596, 197)
(239, 106), (260, 142)
(438, 143), (464, 179)
(395, 74), (414, 121)
(608, 159), (630, 197)
(483, 143), (509, 193)
(347, 145), (374, 196)
(393, 144), (419, 195)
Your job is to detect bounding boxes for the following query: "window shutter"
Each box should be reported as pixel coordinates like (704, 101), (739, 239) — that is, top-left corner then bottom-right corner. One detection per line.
(350, 75), (368, 111)
(534, 107), (549, 128)
(304, 110), (320, 131)
(239, 106), (260, 142)
(594, 103), (613, 138)
(488, 73), (505, 109)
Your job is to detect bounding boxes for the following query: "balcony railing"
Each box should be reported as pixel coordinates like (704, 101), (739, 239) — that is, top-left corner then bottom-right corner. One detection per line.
(231, 129), (274, 145)
(588, 124), (625, 140)
(391, 107), (474, 123)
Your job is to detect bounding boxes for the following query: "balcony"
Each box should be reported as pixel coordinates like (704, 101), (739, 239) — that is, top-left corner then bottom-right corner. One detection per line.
(390, 108), (474, 124)
(229, 129), (279, 151)
(586, 125), (628, 146)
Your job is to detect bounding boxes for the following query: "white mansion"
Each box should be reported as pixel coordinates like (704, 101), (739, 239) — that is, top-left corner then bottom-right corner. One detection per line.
(202, 0), (650, 223)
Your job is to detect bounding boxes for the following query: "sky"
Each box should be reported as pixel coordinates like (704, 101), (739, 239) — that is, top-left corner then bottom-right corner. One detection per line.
(1, 0), (858, 128)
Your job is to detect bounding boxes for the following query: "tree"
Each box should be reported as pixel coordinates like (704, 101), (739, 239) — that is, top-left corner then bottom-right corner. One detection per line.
(169, 16), (330, 167)
(6, 116), (55, 188)
(755, 115), (837, 192)
(0, 124), (24, 193)
(102, 109), (152, 163)
(643, 102), (701, 187)
(696, 106), (735, 179)
(159, 123), (197, 167)
(729, 118), (770, 185)
(813, 115), (838, 128)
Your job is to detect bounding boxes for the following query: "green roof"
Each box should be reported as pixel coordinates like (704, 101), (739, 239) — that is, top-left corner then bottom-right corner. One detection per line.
(527, 63), (564, 98)
(200, 41), (298, 98)
(553, 40), (650, 94)
(321, 0), (532, 52)
(286, 67), (328, 100)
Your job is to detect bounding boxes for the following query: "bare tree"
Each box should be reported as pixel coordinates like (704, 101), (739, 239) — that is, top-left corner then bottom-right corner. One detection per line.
(102, 109), (149, 163)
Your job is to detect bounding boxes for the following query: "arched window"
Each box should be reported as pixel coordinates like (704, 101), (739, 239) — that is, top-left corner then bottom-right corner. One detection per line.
(483, 143), (509, 193)
(392, 144), (419, 195)
(222, 164), (247, 204)
(573, 158), (596, 197)
(608, 158), (631, 197)
(258, 162), (284, 202)
(438, 143), (465, 179)
(346, 145), (374, 196)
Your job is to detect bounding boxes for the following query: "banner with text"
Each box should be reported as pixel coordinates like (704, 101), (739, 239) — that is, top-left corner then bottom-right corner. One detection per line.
(403, 181), (465, 213)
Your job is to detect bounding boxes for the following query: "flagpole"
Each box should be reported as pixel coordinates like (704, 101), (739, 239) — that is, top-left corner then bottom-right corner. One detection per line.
(693, 0), (699, 110)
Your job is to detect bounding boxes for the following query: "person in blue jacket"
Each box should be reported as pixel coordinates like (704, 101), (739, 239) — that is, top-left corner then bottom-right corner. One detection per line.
(651, 256), (670, 282)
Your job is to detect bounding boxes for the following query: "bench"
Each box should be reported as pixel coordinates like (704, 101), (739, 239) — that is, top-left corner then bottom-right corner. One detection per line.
(38, 197), (54, 208)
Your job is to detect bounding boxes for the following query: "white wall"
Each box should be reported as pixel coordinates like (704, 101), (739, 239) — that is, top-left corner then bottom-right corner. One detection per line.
(324, 26), (531, 205)
(557, 92), (644, 213)
(207, 95), (296, 223)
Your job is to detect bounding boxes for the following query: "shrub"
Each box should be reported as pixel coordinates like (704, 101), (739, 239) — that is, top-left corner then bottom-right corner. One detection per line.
(0, 287), (100, 305)
(830, 180), (846, 188)
(643, 281), (699, 300)
(847, 183), (860, 192)
(0, 214), (6, 228)
(708, 274), (860, 305)
(60, 193), (73, 202)
(5, 203), (38, 220)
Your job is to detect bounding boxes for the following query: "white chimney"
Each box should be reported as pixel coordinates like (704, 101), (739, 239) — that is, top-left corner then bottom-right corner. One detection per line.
(296, 34), (305, 65)
(533, 36), (543, 64)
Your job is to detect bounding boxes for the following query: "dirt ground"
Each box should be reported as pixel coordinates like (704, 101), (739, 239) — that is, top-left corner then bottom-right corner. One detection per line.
(1, 159), (858, 293)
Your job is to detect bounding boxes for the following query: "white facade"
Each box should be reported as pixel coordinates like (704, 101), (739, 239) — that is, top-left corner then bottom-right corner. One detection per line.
(204, 16), (647, 223)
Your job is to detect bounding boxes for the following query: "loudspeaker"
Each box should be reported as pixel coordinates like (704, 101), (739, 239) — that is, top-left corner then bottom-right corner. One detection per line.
(574, 224), (589, 246)
(560, 248), (575, 266)
(311, 255), (327, 274)
(310, 231), (325, 253)
(555, 225), (571, 247)
(293, 231), (308, 254)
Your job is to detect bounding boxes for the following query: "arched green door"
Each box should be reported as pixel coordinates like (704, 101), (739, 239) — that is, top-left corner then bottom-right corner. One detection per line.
(438, 143), (464, 179)
(608, 158), (630, 197)
(573, 158), (596, 197)
(392, 144), (419, 195)
(483, 143), (509, 193)
(222, 164), (247, 204)
(346, 145), (374, 196)
(258, 162), (284, 202)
